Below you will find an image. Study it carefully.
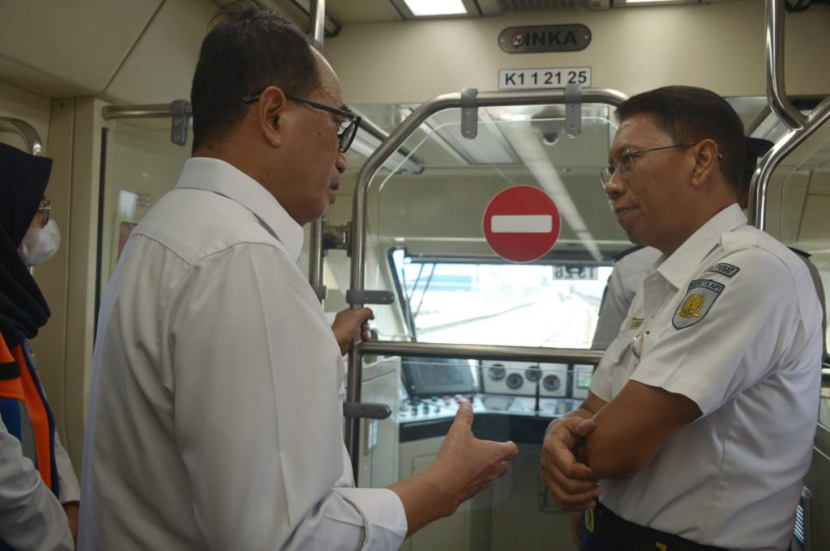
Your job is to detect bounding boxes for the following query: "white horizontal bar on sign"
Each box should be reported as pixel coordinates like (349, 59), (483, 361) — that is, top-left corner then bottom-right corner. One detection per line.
(491, 215), (552, 233)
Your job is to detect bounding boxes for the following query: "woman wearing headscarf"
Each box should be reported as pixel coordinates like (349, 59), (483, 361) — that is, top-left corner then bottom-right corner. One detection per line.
(0, 142), (75, 550)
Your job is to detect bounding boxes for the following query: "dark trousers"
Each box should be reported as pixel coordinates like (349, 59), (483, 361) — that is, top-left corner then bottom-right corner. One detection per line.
(578, 502), (728, 551)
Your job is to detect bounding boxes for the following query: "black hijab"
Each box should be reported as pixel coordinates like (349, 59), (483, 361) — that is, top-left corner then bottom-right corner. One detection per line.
(0, 143), (52, 348)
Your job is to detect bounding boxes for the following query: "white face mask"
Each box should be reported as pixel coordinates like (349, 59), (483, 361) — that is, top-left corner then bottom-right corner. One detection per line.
(18, 219), (61, 267)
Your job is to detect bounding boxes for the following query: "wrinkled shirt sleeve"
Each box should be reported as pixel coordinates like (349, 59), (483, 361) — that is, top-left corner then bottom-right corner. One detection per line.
(630, 250), (819, 416)
(54, 433), (80, 504)
(0, 417), (73, 550)
(166, 243), (407, 551)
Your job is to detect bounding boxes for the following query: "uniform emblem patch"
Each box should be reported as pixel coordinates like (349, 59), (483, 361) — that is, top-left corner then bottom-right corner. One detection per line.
(706, 262), (740, 278)
(673, 279), (724, 330)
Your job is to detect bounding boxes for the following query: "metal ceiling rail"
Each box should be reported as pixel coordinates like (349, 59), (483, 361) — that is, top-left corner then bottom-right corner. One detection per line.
(344, 87), (628, 468)
(0, 117), (43, 156)
(752, 0), (830, 230)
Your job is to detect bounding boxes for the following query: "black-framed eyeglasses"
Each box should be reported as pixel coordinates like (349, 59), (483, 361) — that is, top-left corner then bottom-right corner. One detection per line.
(37, 197), (51, 228)
(600, 142), (723, 187)
(242, 93), (361, 153)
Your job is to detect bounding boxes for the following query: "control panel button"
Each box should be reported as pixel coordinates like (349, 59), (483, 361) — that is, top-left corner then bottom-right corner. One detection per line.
(543, 374), (561, 392)
(525, 365), (542, 382)
(506, 373), (524, 390)
(488, 364), (507, 380)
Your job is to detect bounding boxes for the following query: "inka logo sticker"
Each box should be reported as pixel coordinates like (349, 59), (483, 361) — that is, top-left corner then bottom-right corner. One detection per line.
(673, 279), (724, 330)
(498, 25), (591, 54)
(510, 31), (524, 47)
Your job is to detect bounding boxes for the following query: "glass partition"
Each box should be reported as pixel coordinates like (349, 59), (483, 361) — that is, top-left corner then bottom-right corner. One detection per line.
(362, 104), (630, 349)
(759, 115), (830, 358)
(97, 120), (191, 304)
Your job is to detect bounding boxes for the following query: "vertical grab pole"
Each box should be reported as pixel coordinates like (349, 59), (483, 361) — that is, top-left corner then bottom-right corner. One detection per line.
(753, 0), (806, 230)
(308, 0), (326, 302)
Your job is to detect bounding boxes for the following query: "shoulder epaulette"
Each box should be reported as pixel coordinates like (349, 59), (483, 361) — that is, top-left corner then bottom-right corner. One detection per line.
(787, 246), (811, 259)
(613, 245), (645, 263)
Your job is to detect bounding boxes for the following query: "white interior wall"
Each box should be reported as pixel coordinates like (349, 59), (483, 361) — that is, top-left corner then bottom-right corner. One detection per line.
(326, 1), (830, 105)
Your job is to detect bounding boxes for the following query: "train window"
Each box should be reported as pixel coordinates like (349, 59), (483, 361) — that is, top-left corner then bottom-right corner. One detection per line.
(390, 249), (612, 347)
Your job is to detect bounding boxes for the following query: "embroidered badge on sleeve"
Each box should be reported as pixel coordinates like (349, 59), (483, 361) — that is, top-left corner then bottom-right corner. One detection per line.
(673, 279), (724, 329)
(706, 263), (740, 278)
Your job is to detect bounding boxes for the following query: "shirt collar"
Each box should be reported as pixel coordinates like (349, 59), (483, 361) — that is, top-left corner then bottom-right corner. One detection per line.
(655, 203), (747, 290)
(174, 157), (304, 262)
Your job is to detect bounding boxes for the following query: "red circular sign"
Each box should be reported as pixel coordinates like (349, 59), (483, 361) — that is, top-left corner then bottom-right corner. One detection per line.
(483, 186), (561, 263)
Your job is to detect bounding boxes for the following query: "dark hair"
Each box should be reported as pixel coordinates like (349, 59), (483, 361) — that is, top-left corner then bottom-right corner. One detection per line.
(616, 86), (746, 193)
(190, 0), (320, 152)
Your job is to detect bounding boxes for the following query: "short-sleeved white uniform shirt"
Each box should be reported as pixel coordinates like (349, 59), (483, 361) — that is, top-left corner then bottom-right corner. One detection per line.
(590, 204), (822, 551)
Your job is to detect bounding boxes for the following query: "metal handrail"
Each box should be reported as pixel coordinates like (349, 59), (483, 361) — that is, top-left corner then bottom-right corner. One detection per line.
(344, 88), (628, 467)
(358, 341), (604, 365)
(0, 117), (43, 156)
(752, 0), (830, 230)
(102, 104), (192, 120)
(765, 0), (806, 132)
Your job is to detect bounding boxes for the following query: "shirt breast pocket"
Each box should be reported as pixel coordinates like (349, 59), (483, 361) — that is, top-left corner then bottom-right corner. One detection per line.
(605, 330), (634, 367)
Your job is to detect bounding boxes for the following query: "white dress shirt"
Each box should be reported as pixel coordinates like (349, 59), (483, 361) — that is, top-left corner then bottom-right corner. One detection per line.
(590, 204), (822, 551)
(53, 434), (80, 505)
(79, 158), (407, 551)
(591, 246), (662, 350)
(0, 418), (73, 551)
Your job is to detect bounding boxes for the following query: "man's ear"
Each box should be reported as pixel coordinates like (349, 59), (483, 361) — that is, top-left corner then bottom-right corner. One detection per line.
(690, 139), (720, 189)
(257, 86), (287, 148)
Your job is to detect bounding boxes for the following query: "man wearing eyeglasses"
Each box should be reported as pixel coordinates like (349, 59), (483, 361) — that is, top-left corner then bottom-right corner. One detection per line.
(541, 86), (821, 551)
(79, 2), (517, 550)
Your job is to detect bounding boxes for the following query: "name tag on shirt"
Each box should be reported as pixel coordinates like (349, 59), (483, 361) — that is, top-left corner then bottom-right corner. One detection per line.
(629, 318), (644, 330)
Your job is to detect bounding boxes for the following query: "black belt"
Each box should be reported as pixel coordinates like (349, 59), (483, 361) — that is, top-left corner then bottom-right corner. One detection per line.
(580, 501), (728, 551)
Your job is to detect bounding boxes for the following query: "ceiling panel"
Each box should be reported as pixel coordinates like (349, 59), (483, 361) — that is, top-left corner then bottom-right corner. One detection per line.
(105, 0), (216, 104)
(325, 0), (402, 23)
(0, 55), (95, 99)
(0, 0), (164, 94)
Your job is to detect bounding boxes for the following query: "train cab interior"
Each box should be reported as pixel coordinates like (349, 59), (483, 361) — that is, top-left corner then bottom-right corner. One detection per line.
(1, 0), (829, 549)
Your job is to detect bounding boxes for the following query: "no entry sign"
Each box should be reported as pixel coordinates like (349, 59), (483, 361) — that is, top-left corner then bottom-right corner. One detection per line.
(483, 186), (561, 263)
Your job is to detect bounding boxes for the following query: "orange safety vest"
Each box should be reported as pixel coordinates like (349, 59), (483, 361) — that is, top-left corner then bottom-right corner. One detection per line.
(0, 332), (58, 496)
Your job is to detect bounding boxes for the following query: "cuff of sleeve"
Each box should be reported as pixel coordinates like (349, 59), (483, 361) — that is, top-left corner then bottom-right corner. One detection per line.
(334, 487), (407, 550)
(55, 461), (81, 504)
(630, 360), (721, 416)
(589, 367), (612, 402)
(58, 477), (81, 505)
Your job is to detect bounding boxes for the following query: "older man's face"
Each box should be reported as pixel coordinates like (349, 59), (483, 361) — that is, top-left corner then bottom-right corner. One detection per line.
(282, 51), (349, 225)
(603, 113), (694, 251)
